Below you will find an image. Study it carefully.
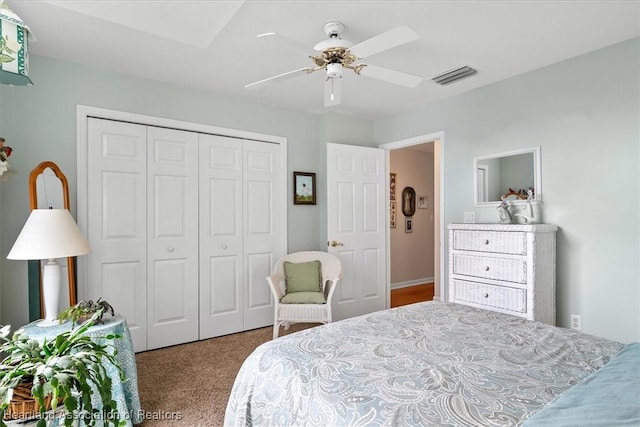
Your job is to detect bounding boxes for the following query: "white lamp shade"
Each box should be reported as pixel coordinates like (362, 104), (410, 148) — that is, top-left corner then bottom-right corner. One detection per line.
(7, 209), (91, 260)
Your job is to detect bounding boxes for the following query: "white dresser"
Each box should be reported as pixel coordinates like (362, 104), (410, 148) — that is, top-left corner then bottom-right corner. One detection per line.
(448, 223), (557, 324)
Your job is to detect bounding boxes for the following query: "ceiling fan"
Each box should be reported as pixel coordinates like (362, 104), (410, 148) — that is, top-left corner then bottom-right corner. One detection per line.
(245, 21), (424, 107)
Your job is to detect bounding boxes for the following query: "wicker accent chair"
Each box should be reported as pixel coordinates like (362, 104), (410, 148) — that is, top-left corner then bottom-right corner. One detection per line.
(267, 251), (343, 339)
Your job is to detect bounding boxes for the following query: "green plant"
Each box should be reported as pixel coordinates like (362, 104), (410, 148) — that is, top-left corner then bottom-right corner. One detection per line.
(57, 298), (115, 327)
(0, 310), (125, 426)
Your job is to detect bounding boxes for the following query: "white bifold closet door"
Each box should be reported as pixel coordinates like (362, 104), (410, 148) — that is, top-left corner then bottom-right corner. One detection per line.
(146, 127), (199, 350)
(198, 134), (282, 339)
(87, 119), (148, 351)
(87, 119), (199, 351)
(85, 118), (283, 351)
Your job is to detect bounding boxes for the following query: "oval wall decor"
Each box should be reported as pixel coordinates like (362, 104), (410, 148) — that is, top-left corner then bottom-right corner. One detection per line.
(402, 186), (416, 217)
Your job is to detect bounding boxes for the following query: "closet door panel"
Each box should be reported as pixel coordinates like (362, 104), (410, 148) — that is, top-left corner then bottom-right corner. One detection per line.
(147, 127), (199, 350)
(87, 118), (148, 352)
(101, 262), (140, 322)
(246, 253), (272, 308)
(209, 255), (241, 312)
(243, 141), (283, 329)
(199, 135), (244, 338)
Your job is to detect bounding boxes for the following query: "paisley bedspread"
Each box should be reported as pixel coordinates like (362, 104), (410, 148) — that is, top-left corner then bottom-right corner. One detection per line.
(224, 301), (623, 426)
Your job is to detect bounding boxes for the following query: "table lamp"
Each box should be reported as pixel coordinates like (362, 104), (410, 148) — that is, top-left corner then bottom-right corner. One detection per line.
(7, 209), (91, 326)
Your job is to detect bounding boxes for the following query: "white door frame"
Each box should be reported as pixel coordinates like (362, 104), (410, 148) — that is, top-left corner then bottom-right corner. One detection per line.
(76, 105), (288, 301)
(379, 131), (445, 301)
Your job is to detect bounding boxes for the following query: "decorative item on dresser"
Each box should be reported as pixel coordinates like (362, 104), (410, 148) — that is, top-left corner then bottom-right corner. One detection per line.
(448, 223), (557, 324)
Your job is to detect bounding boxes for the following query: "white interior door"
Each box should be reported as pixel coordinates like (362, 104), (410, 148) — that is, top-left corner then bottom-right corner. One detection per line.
(86, 118), (148, 352)
(327, 142), (387, 321)
(146, 127), (199, 350)
(477, 165), (488, 203)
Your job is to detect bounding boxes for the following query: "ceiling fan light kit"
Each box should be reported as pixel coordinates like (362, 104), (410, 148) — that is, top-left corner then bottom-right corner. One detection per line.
(246, 21), (425, 107)
(326, 63), (342, 79)
(432, 66), (478, 85)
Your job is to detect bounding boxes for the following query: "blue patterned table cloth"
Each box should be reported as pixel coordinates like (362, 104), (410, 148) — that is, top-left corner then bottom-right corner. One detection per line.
(17, 315), (142, 425)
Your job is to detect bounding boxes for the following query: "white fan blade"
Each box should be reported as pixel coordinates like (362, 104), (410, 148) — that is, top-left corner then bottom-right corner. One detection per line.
(358, 64), (423, 88)
(245, 68), (311, 90)
(348, 26), (419, 59)
(256, 32), (310, 56)
(324, 77), (342, 107)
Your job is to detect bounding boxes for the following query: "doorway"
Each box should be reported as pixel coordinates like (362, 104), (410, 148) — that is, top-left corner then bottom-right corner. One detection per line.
(380, 132), (444, 303)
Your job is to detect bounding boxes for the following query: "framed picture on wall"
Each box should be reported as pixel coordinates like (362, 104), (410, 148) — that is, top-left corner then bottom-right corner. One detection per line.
(390, 201), (397, 228)
(293, 171), (316, 205)
(418, 195), (428, 209)
(390, 173), (396, 201)
(402, 186), (416, 217)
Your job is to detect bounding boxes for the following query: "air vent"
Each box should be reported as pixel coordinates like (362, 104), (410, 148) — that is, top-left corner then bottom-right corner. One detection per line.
(432, 66), (477, 85)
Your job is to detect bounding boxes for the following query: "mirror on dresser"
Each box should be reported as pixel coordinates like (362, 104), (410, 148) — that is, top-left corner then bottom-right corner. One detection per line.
(474, 146), (541, 206)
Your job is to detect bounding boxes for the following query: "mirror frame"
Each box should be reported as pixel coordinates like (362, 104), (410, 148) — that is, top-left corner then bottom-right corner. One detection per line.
(473, 146), (541, 207)
(28, 161), (77, 319)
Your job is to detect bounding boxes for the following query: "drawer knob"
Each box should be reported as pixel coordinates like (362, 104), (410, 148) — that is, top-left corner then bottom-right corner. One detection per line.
(167, 246), (174, 253)
(484, 239), (490, 245)
(485, 266), (490, 271)
(484, 293), (489, 298)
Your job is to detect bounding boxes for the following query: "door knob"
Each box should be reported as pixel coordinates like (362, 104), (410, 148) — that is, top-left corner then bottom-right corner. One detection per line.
(328, 240), (344, 247)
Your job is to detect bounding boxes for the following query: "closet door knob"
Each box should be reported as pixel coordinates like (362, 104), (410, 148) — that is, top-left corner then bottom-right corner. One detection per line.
(167, 246), (174, 253)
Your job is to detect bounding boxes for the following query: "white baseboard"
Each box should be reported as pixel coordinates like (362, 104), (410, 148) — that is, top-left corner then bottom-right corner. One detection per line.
(390, 277), (435, 290)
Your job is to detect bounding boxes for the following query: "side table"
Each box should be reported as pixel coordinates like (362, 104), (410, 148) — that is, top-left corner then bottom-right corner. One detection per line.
(16, 315), (142, 425)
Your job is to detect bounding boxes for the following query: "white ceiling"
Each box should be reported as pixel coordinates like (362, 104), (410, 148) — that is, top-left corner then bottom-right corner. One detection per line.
(8, 0), (640, 120)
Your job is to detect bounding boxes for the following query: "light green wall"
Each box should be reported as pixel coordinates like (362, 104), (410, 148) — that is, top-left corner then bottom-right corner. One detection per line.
(375, 38), (640, 343)
(0, 56), (377, 329)
(3, 39), (638, 344)
(0, 55), (325, 328)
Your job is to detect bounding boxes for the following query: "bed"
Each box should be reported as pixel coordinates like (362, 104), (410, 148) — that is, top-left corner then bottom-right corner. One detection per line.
(225, 301), (638, 426)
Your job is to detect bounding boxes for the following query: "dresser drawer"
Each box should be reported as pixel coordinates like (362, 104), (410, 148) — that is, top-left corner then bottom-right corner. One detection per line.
(452, 230), (527, 255)
(452, 254), (527, 284)
(451, 279), (527, 313)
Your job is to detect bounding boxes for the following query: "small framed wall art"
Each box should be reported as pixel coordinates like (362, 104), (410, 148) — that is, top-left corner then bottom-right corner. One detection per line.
(293, 171), (316, 205)
(405, 217), (413, 233)
(390, 173), (397, 201)
(418, 195), (428, 209)
(390, 201), (397, 228)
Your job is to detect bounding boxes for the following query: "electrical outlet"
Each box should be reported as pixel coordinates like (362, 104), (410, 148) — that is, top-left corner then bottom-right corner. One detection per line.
(570, 314), (582, 331)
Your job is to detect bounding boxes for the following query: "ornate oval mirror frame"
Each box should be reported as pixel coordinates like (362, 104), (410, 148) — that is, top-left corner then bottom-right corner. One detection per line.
(28, 161), (77, 319)
(402, 186), (416, 217)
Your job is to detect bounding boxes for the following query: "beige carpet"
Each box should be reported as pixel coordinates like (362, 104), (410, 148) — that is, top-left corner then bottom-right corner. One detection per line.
(135, 323), (314, 426)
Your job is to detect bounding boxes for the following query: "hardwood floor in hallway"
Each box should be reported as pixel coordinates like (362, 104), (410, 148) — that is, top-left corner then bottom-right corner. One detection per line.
(390, 282), (434, 308)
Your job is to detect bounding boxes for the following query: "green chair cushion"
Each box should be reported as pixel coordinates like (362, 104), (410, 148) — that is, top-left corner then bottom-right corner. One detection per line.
(280, 291), (326, 305)
(283, 260), (322, 293)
